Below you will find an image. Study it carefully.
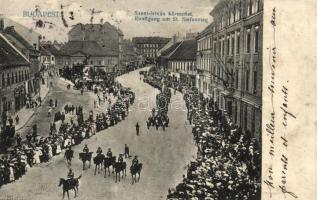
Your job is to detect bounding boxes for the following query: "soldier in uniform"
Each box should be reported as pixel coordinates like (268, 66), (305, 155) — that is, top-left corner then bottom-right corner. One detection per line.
(118, 154), (123, 163)
(106, 148), (112, 158)
(83, 144), (89, 153)
(67, 168), (74, 184)
(132, 156), (139, 167)
(96, 147), (103, 155)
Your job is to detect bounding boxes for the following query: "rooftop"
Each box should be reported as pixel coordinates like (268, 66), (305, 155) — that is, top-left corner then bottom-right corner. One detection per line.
(59, 40), (116, 57)
(0, 33), (30, 68)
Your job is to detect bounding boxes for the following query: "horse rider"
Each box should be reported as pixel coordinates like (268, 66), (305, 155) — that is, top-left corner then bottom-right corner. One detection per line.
(106, 148), (112, 158)
(96, 147), (103, 155)
(83, 144), (89, 154)
(67, 168), (74, 184)
(118, 154), (124, 163)
(132, 156), (139, 167)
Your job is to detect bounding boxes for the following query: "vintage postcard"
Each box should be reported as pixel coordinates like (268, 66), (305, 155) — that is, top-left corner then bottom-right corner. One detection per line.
(0, 0), (315, 200)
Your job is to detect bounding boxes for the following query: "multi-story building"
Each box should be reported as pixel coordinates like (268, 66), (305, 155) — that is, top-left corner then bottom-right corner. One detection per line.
(132, 37), (170, 62)
(0, 32), (31, 122)
(1, 22), (41, 98)
(40, 43), (60, 72)
(196, 24), (213, 97)
(196, 0), (263, 140)
(67, 22), (124, 72)
(58, 40), (118, 73)
(161, 39), (197, 86)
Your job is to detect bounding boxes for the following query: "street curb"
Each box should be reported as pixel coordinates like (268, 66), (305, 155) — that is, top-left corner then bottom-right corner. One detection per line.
(15, 84), (51, 133)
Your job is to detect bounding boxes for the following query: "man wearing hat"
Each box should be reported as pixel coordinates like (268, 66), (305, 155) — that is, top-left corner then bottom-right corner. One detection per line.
(118, 154), (124, 163)
(106, 148), (112, 158)
(132, 155), (139, 167)
(83, 144), (89, 154)
(67, 168), (74, 185)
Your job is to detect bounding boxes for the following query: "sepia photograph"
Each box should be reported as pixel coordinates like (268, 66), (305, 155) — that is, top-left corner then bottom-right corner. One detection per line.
(0, 0), (263, 199)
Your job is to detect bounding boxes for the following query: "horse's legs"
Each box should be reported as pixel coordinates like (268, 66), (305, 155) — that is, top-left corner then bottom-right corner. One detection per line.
(115, 172), (117, 183)
(138, 172), (141, 182)
(125, 168), (127, 176)
(118, 172), (121, 182)
(94, 165), (97, 175)
(63, 191), (65, 199)
(83, 161), (85, 170)
(131, 174), (134, 184)
(67, 191), (70, 200)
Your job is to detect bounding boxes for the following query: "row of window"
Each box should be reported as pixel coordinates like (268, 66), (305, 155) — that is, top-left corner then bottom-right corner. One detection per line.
(197, 36), (212, 51)
(1, 70), (30, 88)
(197, 55), (212, 72)
(168, 61), (196, 72)
(137, 43), (160, 48)
(142, 49), (157, 53)
(43, 56), (54, 62)
(210, 62), (258, 95)
(232, 100), (258, 134)
(212, 25), (259, 57)
(214, 0), (261, 32)
(198, 25), (260, 57)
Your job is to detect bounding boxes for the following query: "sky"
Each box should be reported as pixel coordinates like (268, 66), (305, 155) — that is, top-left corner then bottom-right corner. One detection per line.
(0, 0), (219, 42)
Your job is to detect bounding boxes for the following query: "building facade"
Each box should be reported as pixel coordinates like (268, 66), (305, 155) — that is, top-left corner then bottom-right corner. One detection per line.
(0, 33), (31, 123)
(67, 22), (123, 72)
(1, 24), (41, 99)
(196, 0), (263, 140)
(196, 24), (213, 97)
(165, 40), (197, 86)
(58, 40), (118, 73)
(132, 37), (170, 61)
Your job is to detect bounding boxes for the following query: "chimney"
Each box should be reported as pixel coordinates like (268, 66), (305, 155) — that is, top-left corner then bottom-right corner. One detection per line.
(0, 18), (4, 31)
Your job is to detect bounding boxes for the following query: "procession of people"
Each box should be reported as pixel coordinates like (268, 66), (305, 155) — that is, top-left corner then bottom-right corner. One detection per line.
(142, 67), (261, 199)
(0, 72), (136, 187)
(0, 65), (260, 199)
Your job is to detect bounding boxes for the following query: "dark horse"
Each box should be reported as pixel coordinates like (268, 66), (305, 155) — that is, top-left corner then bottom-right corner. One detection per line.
(104, 156), (116, 178)
(93, 154), (105, 175)
(79, 152), (93, 170)
(64, 149), (74, 167)
(130, 163), (142, 184)
(58, 175), (82, 200)
(114, 162), (127, 183)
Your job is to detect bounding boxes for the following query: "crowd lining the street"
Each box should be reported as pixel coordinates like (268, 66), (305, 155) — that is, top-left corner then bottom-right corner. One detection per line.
(142, 67), (261, 200)
(0, 72), (135, 187)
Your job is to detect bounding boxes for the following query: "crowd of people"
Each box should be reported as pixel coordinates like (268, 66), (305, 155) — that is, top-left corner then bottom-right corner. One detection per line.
(0, 81), (136, 188)
(167, 87), (261, 200)
(142, 67), (261, 199)
(142, 69), (171, 131)
(95, 88), (135, 132)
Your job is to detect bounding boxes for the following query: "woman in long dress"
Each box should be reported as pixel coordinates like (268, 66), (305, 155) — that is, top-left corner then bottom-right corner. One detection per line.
(55, 142), (62, 155)
(9, 164), (15, 182)
(33, 148), (42, 165)
(48, 144), (53, 159)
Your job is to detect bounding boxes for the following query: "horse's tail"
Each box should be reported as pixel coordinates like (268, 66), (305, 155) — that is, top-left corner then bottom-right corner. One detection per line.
(139, 163), (143, 172)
